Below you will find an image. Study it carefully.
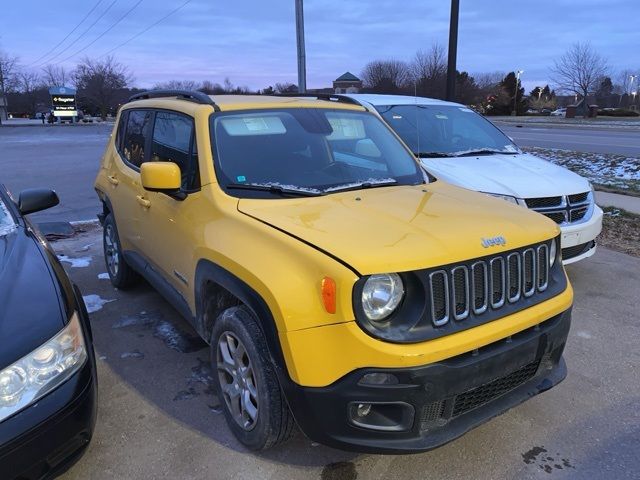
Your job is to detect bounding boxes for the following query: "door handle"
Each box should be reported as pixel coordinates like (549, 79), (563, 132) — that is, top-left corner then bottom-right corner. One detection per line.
(136, 195), (151, 208)
(107, 175), (119, 185)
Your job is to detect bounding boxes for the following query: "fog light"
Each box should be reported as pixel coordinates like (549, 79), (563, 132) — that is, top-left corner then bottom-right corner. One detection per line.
(356, 403), (372, 417)
(348, 402), (414, 432)
(359, 372), (399, 385)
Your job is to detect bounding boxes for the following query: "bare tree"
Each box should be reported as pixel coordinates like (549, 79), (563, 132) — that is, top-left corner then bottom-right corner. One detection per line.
(74, 56), (132, 120)
(18, 71), (42, 116)
(199, 80), (225, 94)
(41, 64), (69, 87)
(0, 50), (19, 122)
(410, 44), (446, 98)
(274, 82), (298, 94)
(0, 50), (19, 95)
(153, 79), (200, 91)
(361, 60), (410, 93)
(551, 42), (608, 117)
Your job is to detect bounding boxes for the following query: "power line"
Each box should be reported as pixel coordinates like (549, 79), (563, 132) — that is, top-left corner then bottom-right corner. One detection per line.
(38, 0), (119, 66)
(55, 0), (144, 65)
(98, 0), (192, 58)
(27, 0), (104, 66)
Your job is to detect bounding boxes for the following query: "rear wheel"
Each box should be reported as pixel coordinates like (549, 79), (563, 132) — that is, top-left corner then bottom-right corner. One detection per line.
(103, 213), (138, 289)
(211, 306), (295, 450)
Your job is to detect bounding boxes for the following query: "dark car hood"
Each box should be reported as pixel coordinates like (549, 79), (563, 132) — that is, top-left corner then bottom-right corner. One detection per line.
(0, 227), (65, 370)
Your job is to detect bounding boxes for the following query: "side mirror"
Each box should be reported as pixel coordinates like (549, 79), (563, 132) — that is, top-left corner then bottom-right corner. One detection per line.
(141, 162), (181, 193)
(18, 189), (60, 215)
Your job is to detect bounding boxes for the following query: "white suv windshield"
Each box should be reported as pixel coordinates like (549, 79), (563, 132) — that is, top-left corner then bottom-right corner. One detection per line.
(375, 104), (519, 158)
(0, 199), (16, 236)
(211, 108), (424, 197)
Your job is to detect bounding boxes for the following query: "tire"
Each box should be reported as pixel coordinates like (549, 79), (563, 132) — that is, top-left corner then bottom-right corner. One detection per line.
(103, 213), (138, 289)
(211, 306), (295, 450)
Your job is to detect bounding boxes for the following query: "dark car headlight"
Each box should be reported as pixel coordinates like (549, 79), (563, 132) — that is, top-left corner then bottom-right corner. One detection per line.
(0, 312), (87, 423)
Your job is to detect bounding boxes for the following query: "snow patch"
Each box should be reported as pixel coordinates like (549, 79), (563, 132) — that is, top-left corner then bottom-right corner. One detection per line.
(576, 330), (593, 339)
(98, 272), (110, 280)
(83, 294), (115, 313)
(58, 254), (92, 268)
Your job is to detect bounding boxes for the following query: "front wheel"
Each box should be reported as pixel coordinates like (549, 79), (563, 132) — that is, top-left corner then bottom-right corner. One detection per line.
(103, 213), (138, 289)
(211, 306), (295, 450)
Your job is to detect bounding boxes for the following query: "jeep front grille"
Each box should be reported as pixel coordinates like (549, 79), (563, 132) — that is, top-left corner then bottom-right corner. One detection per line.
(427, 243), (551, 328)
(525, 192), (592, 225)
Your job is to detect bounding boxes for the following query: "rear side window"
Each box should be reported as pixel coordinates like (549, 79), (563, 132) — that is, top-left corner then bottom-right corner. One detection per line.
(151, 111), (199, 190)
(122, 110), (153, 168)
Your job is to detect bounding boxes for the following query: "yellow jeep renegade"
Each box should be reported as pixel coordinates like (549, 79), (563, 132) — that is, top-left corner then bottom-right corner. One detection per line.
(95, 90), (573, 453)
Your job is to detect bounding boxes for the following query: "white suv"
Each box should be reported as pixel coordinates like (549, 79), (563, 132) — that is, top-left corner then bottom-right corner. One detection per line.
(343, 94), (602, 264)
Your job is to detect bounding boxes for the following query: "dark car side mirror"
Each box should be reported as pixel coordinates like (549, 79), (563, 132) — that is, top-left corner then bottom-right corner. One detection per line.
(18, 189), (60, 215)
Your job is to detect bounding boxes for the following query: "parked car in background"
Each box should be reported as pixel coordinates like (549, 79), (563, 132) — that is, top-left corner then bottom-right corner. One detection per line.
(95, 90), (573, 453)
(344, 94), (603, 264)
(550, 108), (567, 117)
(0, 185), (97, 480)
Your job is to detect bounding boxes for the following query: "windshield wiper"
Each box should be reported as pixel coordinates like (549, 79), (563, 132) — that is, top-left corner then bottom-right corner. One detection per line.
(451, 148), (510, 157)
(325, 179), (398, 193)
(415, 151), (455, 158)
(226, 183), (323, 197)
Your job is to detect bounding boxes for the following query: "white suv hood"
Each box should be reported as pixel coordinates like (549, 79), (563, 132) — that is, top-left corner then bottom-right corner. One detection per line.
(420, 152), (591, 199)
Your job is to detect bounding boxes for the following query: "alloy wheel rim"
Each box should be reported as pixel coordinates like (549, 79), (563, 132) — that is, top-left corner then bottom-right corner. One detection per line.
(104, 224), (119, 277)
(217, 331), (259, 431)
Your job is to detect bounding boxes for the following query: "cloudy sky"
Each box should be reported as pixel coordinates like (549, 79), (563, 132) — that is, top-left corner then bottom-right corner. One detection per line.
(1, 0), (638, 92)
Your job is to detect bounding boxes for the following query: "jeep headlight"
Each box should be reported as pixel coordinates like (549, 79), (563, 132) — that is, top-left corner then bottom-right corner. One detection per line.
(0, 313), (87, 423)
(550, 237), (558, 267)
(362, 273), (405, 321)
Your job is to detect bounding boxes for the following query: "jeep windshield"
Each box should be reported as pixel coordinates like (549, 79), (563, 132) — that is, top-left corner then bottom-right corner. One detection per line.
(375, 104), (520, 158)
(210, 108), (424, 198)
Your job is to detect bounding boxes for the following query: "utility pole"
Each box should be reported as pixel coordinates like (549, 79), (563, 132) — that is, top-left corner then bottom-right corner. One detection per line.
(445, 0), (460, 101)
(512, 70), (523, 116)
(295, 0), (307, 93)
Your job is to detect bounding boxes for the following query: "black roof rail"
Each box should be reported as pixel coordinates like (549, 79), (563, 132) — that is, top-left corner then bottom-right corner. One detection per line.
(274, 93), (368, 110)
(127, 89), (220, 111)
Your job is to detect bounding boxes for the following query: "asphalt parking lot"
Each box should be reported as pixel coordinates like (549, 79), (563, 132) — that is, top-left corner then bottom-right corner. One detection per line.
(50, 225), (639, 480)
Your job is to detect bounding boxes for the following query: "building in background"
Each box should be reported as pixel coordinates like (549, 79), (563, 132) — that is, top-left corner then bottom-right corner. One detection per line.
(333, 72), (362, 93)
(0, 95), (7, 122)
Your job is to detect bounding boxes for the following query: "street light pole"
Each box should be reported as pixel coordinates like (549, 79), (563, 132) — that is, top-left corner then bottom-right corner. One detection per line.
(445, 0), (459, 101)
(295, 0), (307, 93)
(512, 70), (523, 116)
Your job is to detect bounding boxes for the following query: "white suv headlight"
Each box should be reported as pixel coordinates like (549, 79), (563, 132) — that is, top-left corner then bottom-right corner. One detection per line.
(362, 273), (405, 321)
(485, 193), (522, 205)
(0, 312), (87, 423)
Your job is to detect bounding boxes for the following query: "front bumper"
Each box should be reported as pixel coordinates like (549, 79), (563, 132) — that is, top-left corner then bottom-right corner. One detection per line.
(0, 287), (97, 480)
(283, 308), (571, 453)
(560, 205), (603, 264)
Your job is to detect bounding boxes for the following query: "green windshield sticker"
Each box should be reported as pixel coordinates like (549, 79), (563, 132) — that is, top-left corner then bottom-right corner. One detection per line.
(236, 175), (246, 182)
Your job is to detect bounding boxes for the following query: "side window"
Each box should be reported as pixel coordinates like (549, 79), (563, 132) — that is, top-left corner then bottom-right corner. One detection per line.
(151, 111), (200, 190)
(122, 110), (152, 168)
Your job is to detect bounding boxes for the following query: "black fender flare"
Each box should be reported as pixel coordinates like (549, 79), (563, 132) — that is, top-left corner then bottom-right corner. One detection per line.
(194, 259), (290, 381)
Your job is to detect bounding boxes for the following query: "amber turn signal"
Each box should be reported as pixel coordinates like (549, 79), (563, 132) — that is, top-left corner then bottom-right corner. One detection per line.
(321, 277), (336, 314)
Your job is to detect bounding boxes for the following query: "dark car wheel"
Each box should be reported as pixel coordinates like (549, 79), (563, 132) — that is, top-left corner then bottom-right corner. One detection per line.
(211, 306), (295, 450)
(103, 213), (138, 289)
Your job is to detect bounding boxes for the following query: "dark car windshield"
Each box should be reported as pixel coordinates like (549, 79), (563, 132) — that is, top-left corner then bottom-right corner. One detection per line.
(210, 108), (424, 197)
(375, 104), (519, 157)
(0, 199), (16, 236)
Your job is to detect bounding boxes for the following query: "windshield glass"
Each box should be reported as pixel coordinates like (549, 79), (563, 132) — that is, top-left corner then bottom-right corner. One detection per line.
(0, 198), (16, 236)
(375, 104), (519, 157)
(211, 108), (424, 197)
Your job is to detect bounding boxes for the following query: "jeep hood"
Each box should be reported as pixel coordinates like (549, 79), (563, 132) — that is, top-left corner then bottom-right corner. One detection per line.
(237, 182), (559, 275)
(420, 152), (591, 199)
